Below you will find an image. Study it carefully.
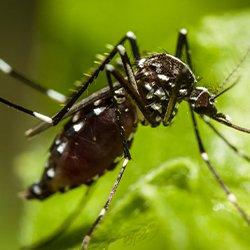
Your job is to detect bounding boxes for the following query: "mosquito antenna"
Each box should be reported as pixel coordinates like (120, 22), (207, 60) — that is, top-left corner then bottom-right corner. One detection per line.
(212, 48), (250, 100)
(211, 77), (239, 100)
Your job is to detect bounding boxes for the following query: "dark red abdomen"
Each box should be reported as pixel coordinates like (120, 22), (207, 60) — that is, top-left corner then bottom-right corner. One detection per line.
(24, 95), (138, 200)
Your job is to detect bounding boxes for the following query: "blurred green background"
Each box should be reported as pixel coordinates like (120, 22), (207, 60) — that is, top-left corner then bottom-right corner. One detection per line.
(1, 1), (250, 250)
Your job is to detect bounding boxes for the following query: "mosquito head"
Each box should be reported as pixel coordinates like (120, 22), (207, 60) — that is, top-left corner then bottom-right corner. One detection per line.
(189, 87), (217, 116)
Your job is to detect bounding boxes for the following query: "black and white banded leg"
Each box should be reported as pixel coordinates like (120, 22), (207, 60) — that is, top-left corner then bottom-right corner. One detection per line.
(190, 106), (250, 224)
(0, 58), (67, 103)
(52, 31), (140, 126)
(82, 66), (132, 249)
(201, 116), (250, 162)
(0, 32), (140, 129)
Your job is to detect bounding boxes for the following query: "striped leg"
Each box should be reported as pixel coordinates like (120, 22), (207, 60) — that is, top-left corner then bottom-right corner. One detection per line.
(190, 105), (250, 224)
(82, 158), (130, 250)
(0, 58), (67, 103)
(82, 67), (132, 249)
(0, 32), (140, 128)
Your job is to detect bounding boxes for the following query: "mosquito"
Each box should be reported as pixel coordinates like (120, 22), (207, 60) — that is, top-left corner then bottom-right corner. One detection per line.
(0, 29), (249, 250)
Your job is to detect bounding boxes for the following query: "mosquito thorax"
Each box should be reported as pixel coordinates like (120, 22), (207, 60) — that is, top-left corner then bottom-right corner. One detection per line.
(189, 86), (217, 116)
(135, 53), (196, 125)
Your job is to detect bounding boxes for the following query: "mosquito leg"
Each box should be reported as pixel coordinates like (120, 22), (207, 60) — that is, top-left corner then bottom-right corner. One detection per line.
(82, 157), (130, 250)
(0, 96), (52, 123)
(81, 69), (132, 249)
(189, 105), (250, 224)
(105, 64), (156, 125)
(201, 116), (250, 162)
(175, 28), (193, 70)
(106, 69), (131, 159)
(0, 32), (140, 126)
(52, 31), (140, 126)
(0, 58), (67, 103)
(211, 114), (250, 134)
(125, 31), (141, 62)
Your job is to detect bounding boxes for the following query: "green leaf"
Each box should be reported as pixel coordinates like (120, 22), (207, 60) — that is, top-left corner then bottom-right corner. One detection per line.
(16, 10), (250, 250)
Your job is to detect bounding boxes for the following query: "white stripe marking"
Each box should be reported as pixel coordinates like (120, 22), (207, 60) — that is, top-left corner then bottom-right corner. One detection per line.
(117, 45), (126, 56)
(201, 152), (209, 161)
(126, 31), (136, 40)
(122, 158), (130, 167)
(105, 64), (115, 72)
(0, 59), (12, 74)
(73, 121), (84, 132)
(33, 112), (52, 123)
(47, 89), (67, 103)
(228, 193), (237, 203)
(99, 208), (106, 216)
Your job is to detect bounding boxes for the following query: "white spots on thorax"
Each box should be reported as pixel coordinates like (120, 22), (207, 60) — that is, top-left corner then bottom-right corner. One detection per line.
(57, 141), (67, 154)
(169, 82), (176, 88)
(73, 121), (84, 132)
(0, 58), (12, 74)
(114, 88), (125, 96)
(146, 89), (154, 100)
(93, 106), (106, 116)
(46, 168), (55, 178)
(150, 102), (162, 113)
(114, 95), (126, 104)
(157, 74), (169, 81)
(114, 88), (126, 104)
(144, 82), (154, 91)
(179, 89), (188, 96)
(152, 62), (162, 73)
(154, 87), (166, 100)
(32, 184), (42, 195)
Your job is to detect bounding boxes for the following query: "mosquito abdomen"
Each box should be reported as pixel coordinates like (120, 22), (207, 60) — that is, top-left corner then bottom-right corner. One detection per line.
(23, 97), (138, 200)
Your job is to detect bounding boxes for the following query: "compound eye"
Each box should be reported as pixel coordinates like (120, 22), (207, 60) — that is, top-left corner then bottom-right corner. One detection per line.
(195, 91), (210, 108)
